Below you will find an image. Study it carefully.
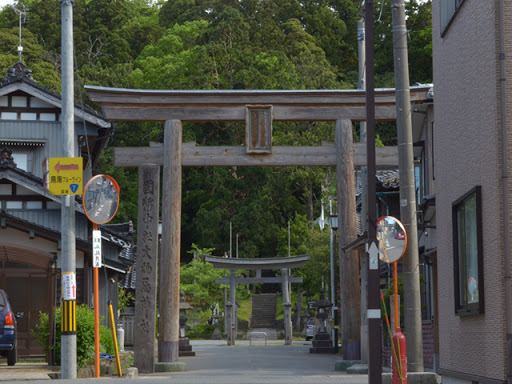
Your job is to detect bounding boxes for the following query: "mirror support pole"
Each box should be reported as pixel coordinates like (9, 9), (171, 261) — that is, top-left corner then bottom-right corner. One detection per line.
(393, 262), (399, 330)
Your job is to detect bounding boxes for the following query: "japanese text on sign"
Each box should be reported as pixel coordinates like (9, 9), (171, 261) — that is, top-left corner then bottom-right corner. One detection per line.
(93, 230), (102, 268)
(48, 157), (83, 196)
(62, 272), (77, 300)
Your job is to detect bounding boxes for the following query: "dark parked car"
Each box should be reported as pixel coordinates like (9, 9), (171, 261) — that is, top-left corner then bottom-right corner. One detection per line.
(0, 289), (23, 366)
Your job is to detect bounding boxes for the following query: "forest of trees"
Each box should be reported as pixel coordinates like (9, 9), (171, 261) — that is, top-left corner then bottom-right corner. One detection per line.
(0, 0), (432, 296)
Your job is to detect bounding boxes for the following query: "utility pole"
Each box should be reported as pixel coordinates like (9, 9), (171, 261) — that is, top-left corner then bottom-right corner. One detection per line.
(365, 1), (382, 383)
(329, 200), (335, 346)
(358, 17), (369, 366)
(60, 0), (76, 378)
(391, 0), (424, 372)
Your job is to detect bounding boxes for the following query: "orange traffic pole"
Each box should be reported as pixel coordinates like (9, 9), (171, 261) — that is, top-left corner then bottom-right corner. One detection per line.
(393, 261), (399, 331)
(93, 224), (100, 378)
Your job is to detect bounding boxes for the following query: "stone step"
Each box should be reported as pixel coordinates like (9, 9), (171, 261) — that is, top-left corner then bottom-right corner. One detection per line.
(251, 294), (277, 328)
(346, 364), (368, 374)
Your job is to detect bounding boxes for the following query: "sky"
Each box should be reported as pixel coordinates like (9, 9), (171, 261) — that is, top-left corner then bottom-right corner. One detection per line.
(0, 1), (15, 9)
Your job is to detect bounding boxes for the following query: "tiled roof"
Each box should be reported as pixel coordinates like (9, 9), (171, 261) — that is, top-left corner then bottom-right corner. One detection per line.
(376, 169), (400, 191)
(0, 62), (107, 121)
(355, 169), (400, 197)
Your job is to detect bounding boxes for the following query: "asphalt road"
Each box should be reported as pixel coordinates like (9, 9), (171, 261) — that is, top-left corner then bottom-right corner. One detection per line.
(0, 341), (370, 384)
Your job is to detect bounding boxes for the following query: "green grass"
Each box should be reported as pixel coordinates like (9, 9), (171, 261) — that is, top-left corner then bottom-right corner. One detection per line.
(237, 298), (252, 321)
(16, 357), (47, 364)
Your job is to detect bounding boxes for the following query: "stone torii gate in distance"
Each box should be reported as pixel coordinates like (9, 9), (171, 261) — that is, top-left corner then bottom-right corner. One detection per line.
(85, 85), (431, 372)
(201, 254), (310, 346)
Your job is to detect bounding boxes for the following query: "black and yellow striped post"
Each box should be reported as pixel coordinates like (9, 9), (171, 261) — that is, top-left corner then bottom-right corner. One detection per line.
(61, 300), (76, 335)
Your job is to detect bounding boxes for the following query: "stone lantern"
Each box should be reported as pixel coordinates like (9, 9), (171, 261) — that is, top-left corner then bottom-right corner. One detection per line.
(179, 291), (195, 357)
(211, 303), (222, 340)
(309, 289), (335, 354)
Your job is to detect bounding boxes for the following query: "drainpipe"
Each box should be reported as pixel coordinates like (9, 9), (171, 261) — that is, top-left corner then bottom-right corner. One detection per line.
(498, 1), (512, 382)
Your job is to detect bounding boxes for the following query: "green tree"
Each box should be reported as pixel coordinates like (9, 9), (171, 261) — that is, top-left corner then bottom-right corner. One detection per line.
(128, 20), (211, 89)
(276, 214), (330, 295)
(81, 0), (132, 67)
(407, 0), (432, 83)
(300, 0), (359, 81)
(0, 27), (61, 92)
(281, 18), (340, 89)
(180, 245), (226, 337)
(21, 0), (62, 57)
(180, 245), (226, 310)
(373, 0), (432, 86)
(159, 0), (215, 27)
(0, 0), (433, 278)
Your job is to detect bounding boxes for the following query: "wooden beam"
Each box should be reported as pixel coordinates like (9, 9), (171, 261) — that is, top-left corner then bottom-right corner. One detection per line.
(99, 105), (399, 122)
(85, 86), (430, 105)
(114, 142), (398, 168)
(84, 86), (432, 122)
(201, 254), (309, 270)
(215, 276), (303, 284)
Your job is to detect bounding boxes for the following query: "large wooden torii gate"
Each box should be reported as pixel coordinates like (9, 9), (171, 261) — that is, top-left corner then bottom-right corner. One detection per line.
(85, 85), (431, 371)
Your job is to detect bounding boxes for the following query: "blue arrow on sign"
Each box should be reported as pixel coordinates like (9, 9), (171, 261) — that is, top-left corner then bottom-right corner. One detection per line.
(70, 184), (79, 193)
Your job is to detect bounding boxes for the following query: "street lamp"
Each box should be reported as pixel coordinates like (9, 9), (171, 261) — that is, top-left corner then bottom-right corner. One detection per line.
(329, 215), (338, 231)
(329, 214), (338, 351)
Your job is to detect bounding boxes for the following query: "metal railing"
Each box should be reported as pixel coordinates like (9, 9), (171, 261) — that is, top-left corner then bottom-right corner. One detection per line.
(248, 331), (267, 346)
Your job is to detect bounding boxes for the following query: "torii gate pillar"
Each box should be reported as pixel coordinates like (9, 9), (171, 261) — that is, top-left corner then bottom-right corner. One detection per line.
(281, 268), (293, 345)
(158, 120), (183, 363)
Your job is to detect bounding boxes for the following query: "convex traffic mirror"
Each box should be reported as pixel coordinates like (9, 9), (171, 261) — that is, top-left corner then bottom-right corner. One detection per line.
(376, 216), (407, 264)
(83, 174), (120, 225)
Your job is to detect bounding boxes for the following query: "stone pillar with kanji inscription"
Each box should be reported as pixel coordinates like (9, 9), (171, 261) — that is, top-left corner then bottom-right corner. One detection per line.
(134, 165), (160, 373)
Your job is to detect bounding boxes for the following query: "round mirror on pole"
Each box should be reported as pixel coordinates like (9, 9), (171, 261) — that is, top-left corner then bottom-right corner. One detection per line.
(82, 174), (120, 225)
(377, 215), (407, 334)
(82, 174), (120, 378)
(376, 216), (407, 264)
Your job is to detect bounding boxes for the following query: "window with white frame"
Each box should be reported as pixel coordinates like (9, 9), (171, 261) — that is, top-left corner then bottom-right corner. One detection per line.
(440, 0), (465, 35)
(452, 186), (484, 315)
